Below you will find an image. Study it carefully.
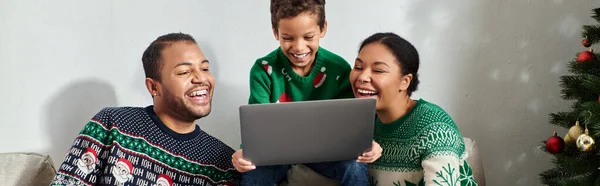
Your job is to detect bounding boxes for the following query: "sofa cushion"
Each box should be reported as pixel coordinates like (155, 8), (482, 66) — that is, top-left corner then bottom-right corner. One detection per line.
(0, 152), (57, 186)
(463, 137), (486, 185)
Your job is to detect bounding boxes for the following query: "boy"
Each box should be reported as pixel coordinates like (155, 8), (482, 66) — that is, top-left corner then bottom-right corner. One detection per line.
(231, 0), (381, 185)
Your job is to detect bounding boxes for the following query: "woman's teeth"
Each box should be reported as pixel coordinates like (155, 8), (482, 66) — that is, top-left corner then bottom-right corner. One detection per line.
(358, 89), (378, 95)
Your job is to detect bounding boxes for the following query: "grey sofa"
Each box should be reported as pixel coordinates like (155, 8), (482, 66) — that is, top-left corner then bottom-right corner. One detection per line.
(0, 152), (57, 186)
(0, 137), (484, 186)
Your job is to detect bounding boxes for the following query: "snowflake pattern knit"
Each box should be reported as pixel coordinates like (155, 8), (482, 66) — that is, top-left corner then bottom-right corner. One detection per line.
(368, 99), (477, 186)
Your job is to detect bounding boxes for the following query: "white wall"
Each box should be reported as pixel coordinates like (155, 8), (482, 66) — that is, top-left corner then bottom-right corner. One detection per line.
(1, 0), (599, 185)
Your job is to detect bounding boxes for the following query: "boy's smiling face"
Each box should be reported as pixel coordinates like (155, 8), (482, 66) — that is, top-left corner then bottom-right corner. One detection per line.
(273, 12), (327, 73)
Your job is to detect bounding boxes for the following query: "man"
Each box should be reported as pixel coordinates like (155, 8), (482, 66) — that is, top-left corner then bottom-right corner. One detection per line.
(50, 33), (240, 186)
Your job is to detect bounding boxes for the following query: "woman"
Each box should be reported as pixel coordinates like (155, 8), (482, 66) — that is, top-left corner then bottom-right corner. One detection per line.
(350, 32), (477, 186)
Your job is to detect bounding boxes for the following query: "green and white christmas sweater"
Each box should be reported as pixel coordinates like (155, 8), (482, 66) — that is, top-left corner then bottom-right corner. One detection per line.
(248, 46), (354, 104)
(369, 99), (477, 186)
(50, 106), (240, 186)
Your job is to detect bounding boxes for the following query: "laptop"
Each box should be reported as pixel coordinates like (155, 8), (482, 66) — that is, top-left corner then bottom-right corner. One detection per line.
(239, 98), (376, 166)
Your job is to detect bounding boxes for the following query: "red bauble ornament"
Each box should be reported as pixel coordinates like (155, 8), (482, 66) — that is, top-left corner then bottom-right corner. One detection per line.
(546, 131), (565, 154)
(583, 37), (591, 47)
(577, 48), (595, 63)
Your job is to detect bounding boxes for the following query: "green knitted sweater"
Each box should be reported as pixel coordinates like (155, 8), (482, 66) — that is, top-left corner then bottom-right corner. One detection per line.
(369, 99), (477, 186)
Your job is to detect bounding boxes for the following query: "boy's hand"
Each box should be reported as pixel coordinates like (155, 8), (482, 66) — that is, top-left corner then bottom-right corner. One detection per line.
(231, 149), (256, 172)
(357, 141), (382, 163)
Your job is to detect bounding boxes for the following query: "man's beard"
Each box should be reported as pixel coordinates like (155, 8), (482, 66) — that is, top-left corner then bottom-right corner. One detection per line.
(162, 87), (211, 120)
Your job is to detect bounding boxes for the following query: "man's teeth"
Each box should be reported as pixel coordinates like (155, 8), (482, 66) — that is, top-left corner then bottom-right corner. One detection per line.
(190, 89), (208, 96)
(358, 89), (378, 95)
(292, 53), (308, 58)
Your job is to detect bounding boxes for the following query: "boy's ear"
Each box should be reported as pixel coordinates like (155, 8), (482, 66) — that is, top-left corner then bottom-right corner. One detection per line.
(272, 27), (280, 41)
(320, 20), (328, 38)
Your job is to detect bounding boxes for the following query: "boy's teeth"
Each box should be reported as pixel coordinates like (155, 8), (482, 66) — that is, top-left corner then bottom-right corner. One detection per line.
(293, 53), (308, 58)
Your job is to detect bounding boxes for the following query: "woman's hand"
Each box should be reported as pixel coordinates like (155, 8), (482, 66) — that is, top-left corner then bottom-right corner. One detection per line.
(231, 149), (256, 172)
(357, 140), (382, 163)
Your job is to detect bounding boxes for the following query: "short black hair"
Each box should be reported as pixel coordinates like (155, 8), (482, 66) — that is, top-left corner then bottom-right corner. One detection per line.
(359, 32), (420, 96)
(142, 33), (197, 81)
(270, 0), (326, 32)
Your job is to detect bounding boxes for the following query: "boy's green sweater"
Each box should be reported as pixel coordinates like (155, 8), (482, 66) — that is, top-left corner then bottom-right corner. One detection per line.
(248, 47), (354, 104)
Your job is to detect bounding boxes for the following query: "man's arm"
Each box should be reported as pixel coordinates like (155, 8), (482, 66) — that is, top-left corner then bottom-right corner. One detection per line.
(50, 110), (112, 185)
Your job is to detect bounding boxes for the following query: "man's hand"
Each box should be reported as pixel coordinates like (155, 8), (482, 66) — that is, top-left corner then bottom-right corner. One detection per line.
(357, 141), (382, 163)
(231, 149), (256, 172)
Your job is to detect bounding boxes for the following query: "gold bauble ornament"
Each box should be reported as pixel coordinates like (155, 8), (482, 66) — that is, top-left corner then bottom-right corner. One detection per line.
(568, 120), (584, 140)
(576, 128), (595, 152)
(564, 133), (574, 144)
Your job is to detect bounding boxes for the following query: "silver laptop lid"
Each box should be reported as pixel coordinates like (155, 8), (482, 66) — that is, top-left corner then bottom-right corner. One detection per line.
(239, 98), (376, 166)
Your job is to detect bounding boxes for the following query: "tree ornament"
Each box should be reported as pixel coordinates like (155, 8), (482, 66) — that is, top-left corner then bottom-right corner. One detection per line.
(546, 131), (565, 154)
(577, 48), (595, 63)
(576, 128), (595, 152)
(567, 120), (584, 143)
(583, 36), (591, 47)
(564, 133), (573, 144)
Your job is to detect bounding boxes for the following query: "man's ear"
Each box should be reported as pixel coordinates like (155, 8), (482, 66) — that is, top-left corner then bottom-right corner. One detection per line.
(399, 74), (413, 92)
(145, 78), (160, 98)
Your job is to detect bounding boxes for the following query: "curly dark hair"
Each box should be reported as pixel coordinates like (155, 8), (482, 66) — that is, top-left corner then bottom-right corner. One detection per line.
(270, 0), (326, 32)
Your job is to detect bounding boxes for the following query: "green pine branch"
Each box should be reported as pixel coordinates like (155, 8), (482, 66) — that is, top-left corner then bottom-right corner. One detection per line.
(595, 175), (600, 186)
(541, 7), (600, 186)
(571, 102), (600, 139)
(557, 176), (597, 186)
(580, 74), (600, 93)
(553, 153), (599, 170)
(540, 167), (576, 186)
(582, 25), (600, 45)
(567, 58), (600, 76)
(548, 101), (600, 138)
(559, 172), (599, 186)
(559, 75), (582, 100)
(593, 8), (600, 22)
(559, 75), (596, 101)
(550, 112), (577, 128)
(540, 156), (599, 185)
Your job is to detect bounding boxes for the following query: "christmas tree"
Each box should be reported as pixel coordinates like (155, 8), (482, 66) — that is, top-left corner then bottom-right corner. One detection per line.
(540, 7), (600, 186)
